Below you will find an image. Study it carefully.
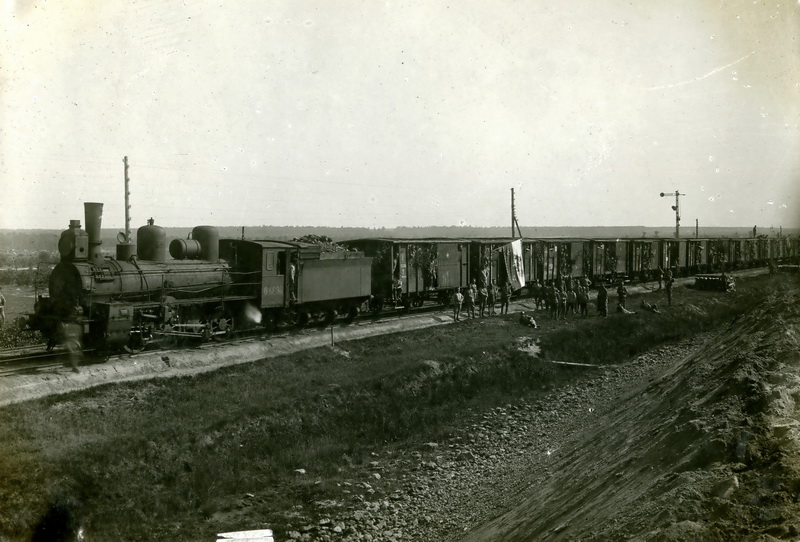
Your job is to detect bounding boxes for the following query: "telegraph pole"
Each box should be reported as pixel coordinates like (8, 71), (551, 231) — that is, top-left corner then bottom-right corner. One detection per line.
(660, 190), (685, 239)
(510, 188), (522, 239)
(123, 156), (131, 242)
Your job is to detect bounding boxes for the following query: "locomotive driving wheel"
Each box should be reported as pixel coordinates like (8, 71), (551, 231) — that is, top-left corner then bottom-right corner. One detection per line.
(209, 310), (234, 342)
(124, 326), (148, 354)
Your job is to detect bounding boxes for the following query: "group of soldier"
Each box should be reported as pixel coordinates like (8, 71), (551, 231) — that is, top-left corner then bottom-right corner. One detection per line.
(528, 277), (593, 320)
(451, 280), (512, 321)
(451, 268), (679, 323)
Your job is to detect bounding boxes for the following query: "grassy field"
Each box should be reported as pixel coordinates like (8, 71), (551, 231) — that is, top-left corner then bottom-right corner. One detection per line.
(0, 285), (41, 348)
(0, 285), (36, 323)
(0, 274), (786, 541)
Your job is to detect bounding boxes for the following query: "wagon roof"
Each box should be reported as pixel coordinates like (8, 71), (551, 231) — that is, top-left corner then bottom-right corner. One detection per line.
(343, 237), (472, 244)
(225, 239), (316, 249)
(471, 237), (592, 243)
(470, 237), (528, 243)
(537, 237), (589, 243)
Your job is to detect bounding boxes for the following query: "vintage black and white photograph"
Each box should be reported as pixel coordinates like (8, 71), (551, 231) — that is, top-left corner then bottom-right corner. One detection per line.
(1, 1), (798, 540)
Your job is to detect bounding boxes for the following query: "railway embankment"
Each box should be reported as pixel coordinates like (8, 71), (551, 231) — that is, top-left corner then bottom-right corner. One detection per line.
(0, 311), (454, 407)
(0, 272), (793, 541)
(0, 268), (765, 407)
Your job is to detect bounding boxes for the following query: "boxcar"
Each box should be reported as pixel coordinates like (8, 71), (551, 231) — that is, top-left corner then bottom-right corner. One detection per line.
(791, 238), (800, 264)
(520, 239), (545, 287)
(685, 239), (708, 275)
(726, 239), (744, 270)
(658, 239), (684, 275)
(705, 239), (729, 272)
(629, 239), (660, 280)
(588, 239), (628, 283)
(469, 238), (542, 290)
(773, 237), (791, 263)
(742, 239), (757, 269)
(538, 239), (588, 284)
(343, 238), (470, 308)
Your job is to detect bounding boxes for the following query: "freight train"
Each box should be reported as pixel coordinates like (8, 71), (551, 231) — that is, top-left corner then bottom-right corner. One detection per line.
(27, 202), (798, 353)
(342, 235), (798, 309)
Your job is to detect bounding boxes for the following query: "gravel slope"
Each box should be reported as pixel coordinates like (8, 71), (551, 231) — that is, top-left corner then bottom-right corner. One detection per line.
(286, 284), (800, 542)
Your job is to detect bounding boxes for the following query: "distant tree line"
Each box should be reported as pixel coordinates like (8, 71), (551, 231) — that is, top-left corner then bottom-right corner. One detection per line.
(0, 251), (58, 287)
(0, 250), (59, 269)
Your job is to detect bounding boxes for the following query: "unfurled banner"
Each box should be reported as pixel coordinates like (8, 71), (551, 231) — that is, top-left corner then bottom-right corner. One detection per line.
(502, 240), (526, 291)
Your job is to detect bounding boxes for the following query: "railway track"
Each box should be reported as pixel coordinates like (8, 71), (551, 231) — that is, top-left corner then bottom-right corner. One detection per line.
(0, 349), (69, 377)
(2, 270), (766, 377)
(0, 301), (450, 377)
(0, 343), (51, 362)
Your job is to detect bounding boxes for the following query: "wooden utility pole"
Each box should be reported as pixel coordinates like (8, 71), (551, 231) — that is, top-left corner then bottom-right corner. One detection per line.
(123, 156), (131, 242)
(510, 188), (522, 239)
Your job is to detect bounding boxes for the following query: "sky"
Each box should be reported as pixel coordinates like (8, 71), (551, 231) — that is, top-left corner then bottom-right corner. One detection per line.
(1, 0), (798, 231)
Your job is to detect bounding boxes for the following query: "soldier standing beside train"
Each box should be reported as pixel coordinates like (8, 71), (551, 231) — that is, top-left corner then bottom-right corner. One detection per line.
(463, 281), (476, 319)
(0, 288), (5, 329)
(478, 283), (488, 317)
(597, 283), (608, 317)
(665, 275), (674, 307)
(577, 286), (589, 317)
(59, 303), (83, 373)
(487, 281), (497, 316)
(499, 282), (511, 315)
(616, 281), (628, 309)
(451, 289), (464, 322)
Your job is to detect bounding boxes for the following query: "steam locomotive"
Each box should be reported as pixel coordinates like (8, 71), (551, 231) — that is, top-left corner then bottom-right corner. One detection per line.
(29, 202), (372, 352)
(28, 202), (798, 353)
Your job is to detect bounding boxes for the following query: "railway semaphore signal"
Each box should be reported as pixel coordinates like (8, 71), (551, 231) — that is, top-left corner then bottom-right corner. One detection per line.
(660, 190), (685, 239)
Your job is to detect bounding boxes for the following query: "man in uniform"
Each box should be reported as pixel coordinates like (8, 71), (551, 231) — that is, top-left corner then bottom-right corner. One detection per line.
(464, 281), (476, 318)
(477, 283), (488, 317)
(665, 274), (674, 307)
(616, 281), (628, 309)
(597, 283), (608, 317)
(499, 282), (511, 315)
(60, 303), (84, 373)
(451, 289), (464, 321)
(487, 281), (497, 315)
(0, 287), (6, 329)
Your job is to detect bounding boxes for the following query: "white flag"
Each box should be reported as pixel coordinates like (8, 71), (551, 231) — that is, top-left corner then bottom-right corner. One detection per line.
(502, 240), (526, 291)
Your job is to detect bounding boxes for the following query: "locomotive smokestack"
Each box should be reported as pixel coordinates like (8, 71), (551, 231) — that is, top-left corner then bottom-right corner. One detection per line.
(84, 202), (104, 264)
